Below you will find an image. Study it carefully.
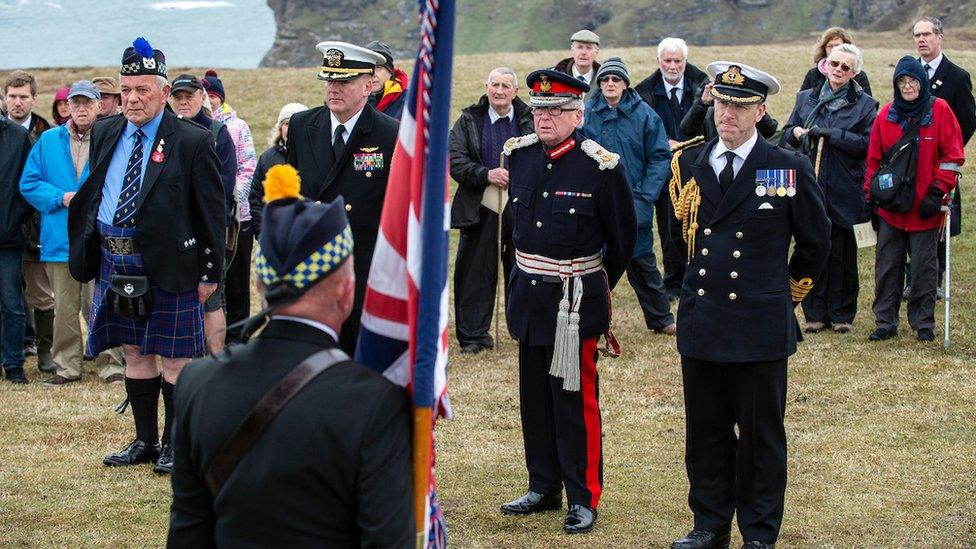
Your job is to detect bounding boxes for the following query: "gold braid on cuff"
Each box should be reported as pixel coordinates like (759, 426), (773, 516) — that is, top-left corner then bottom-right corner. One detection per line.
(790, 276), (814, 301)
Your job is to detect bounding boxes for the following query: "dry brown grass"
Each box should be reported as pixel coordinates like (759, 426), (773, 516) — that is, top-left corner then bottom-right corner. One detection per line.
(2, 40), (976, 547)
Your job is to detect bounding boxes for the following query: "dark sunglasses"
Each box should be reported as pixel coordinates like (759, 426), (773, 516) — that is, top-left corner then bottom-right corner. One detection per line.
(599, 75), (624, 83)
(828, 59), (853, 73)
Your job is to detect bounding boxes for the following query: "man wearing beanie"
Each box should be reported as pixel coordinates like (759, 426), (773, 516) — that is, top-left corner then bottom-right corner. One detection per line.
(287, 41), (399, 355)
(365, 40), (409, 120)
(167, 165), (413, 547)
(68, 37), (224, 474)
(202, 69), (258, 348)
(583, 58), (676, 337)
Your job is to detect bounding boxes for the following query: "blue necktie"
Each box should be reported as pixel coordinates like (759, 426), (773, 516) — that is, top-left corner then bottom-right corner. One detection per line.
(113, 129), (145, 228)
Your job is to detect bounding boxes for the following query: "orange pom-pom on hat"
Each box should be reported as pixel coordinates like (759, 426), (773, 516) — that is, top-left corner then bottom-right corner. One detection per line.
(262, 164), (302, 203)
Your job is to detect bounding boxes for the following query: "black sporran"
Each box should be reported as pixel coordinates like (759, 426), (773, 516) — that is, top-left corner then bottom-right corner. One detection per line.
(109, 274), (154, 319)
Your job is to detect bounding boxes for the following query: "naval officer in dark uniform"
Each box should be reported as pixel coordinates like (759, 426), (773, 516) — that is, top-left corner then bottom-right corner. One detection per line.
(286, 41), (399, 355)
(667, 62), (830, 549)
(168, 165), (413, 547)
(499, 69), (636, 534)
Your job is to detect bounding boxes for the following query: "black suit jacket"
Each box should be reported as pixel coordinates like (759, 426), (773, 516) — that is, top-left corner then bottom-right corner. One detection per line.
(168, 319), (414, 548)
(669, 137), (831, 362)
(286, 105), (399, 309)
(68, 111), (225, 293)
(929, 54), (976, 145)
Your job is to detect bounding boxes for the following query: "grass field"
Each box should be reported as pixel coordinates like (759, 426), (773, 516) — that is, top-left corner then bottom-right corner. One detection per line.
(2, 39), (976, 547)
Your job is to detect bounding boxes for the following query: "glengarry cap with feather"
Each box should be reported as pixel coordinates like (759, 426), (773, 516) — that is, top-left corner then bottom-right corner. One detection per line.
(121, 37), (167, 78)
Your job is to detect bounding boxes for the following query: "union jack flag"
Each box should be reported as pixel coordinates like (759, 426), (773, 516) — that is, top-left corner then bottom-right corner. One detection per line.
(355, 0), (454, 546)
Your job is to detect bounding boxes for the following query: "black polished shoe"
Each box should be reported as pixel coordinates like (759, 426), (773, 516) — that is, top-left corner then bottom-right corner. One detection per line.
(153, 444), (174, 475)
(868, 327), (897, 341)
(916, 328), (935, 342)
(499, 491), (562, 515)
(562, 504), (596, 534)
(103, 439), (160, 467)
(671, 529), (731, 549)
(741, 542), (775, 549)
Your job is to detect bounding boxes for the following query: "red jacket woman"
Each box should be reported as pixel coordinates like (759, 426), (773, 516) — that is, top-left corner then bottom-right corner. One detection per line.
(863, 56), (964, 343)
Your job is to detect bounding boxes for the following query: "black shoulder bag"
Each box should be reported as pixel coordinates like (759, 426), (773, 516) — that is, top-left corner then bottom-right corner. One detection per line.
(869, 97), (935, 213)
(204, 347), (351, 498)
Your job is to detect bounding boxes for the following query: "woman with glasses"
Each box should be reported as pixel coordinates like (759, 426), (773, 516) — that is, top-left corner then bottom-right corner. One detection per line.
(582, 57), (676, 335)
(862, 56), (964, 342)
(800, 27), (873, 97)
(781, 43), (878, 334)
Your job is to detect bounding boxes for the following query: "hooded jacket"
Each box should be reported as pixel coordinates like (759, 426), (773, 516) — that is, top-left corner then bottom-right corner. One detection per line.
(584, 87), (671, 257)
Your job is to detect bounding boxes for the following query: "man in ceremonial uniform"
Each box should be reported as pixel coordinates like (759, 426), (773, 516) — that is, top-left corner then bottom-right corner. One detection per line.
(287, 41), (399, 355)
(499, 69), (636, 534)
(168, 166), (413, 547)
(68, 38), (224, 474)
(667, 62), (830, 549)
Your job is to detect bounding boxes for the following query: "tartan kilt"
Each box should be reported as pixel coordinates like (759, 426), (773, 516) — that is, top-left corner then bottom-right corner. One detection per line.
(86, 222), (205, 359)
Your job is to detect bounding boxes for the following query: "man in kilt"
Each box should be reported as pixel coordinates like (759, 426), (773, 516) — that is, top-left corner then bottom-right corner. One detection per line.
(68, 38), (224, 474)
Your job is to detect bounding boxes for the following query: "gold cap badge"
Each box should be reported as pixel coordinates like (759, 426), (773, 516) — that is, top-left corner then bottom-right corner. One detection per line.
(325, 48), (344, 68)
(721, 66), (745, 86)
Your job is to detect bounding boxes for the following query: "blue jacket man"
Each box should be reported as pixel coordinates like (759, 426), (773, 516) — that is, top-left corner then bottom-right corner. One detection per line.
(584, 58), (675, 334)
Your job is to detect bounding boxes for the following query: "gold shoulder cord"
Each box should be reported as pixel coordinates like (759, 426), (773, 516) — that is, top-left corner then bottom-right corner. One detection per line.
(669, 136), (705, 263)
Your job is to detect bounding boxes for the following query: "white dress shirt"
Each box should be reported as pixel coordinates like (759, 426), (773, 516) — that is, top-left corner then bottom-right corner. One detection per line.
(921, 52), (944, 80)
(270, 315), (339, 343)
(665, 76), (686, 104)
(330, 107), (365, 145)
(709, 130), (759, 181)
(572, 65), (594, 84)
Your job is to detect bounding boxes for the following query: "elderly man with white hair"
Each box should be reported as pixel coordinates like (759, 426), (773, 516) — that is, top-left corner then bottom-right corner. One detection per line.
(635, 37), (710, 301)
(449, 67), (533, 354)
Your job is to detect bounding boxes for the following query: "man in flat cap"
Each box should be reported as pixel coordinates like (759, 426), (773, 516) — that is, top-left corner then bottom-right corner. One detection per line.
(287, 41), (399, 355)
(167, 165), (413, 547)
(499, 68), (636, 534)
(92, 77), (122, 119)
(554, 30), (602, 101)
(68, 37), (224, 474)
(667, 62), (830, 549)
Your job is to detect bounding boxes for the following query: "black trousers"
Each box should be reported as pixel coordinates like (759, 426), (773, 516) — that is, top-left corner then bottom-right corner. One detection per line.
(802, 225), (858, 324)
(453, 206), (513, 348)
(224, 221), (254, 344)
(873, 219), (940, 332)
(519, 339), (603, 509)
(627, 254), (674, 330)
(681, 355), (788, 544)
(655, 193), (684, 297)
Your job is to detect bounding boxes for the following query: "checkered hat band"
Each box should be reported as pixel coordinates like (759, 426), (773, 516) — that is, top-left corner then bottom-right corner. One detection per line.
(255, 226), (353, 290)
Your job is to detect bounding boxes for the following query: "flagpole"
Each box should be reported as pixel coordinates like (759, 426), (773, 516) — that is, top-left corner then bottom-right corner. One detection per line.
(413, 407), (433, 549)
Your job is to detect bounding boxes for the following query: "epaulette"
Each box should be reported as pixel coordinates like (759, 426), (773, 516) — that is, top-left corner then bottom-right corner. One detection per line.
(580, 139), (620, 170)
(669, 135), (706, 154)
(503, 133), (539, 156)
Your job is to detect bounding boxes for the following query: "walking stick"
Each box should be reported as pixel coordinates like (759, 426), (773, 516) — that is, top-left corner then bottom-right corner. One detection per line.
(942, 189), (955, 350)
(814, 136), (825, 180)
(495, 151), (505, 348)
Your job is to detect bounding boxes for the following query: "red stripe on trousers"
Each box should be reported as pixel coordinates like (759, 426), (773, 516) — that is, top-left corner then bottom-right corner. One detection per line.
(580, 337), (602, 508)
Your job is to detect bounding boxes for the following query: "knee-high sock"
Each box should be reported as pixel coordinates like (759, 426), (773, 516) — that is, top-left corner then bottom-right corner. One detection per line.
(161, 380), (175, 446)
(125, 375), (161, 445)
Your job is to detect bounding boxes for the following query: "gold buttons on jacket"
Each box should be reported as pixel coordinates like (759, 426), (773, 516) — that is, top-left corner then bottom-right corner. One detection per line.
(701, 248), (709, 256)
(345, 204), (353, 212)
(729, 292), (737, 300)
(730, 271), (738, 279)
(732, 250), (741, 258)
(703, 228), (712, 235)
(697, 288), (705, 296)
(699, 268), (706, 276)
